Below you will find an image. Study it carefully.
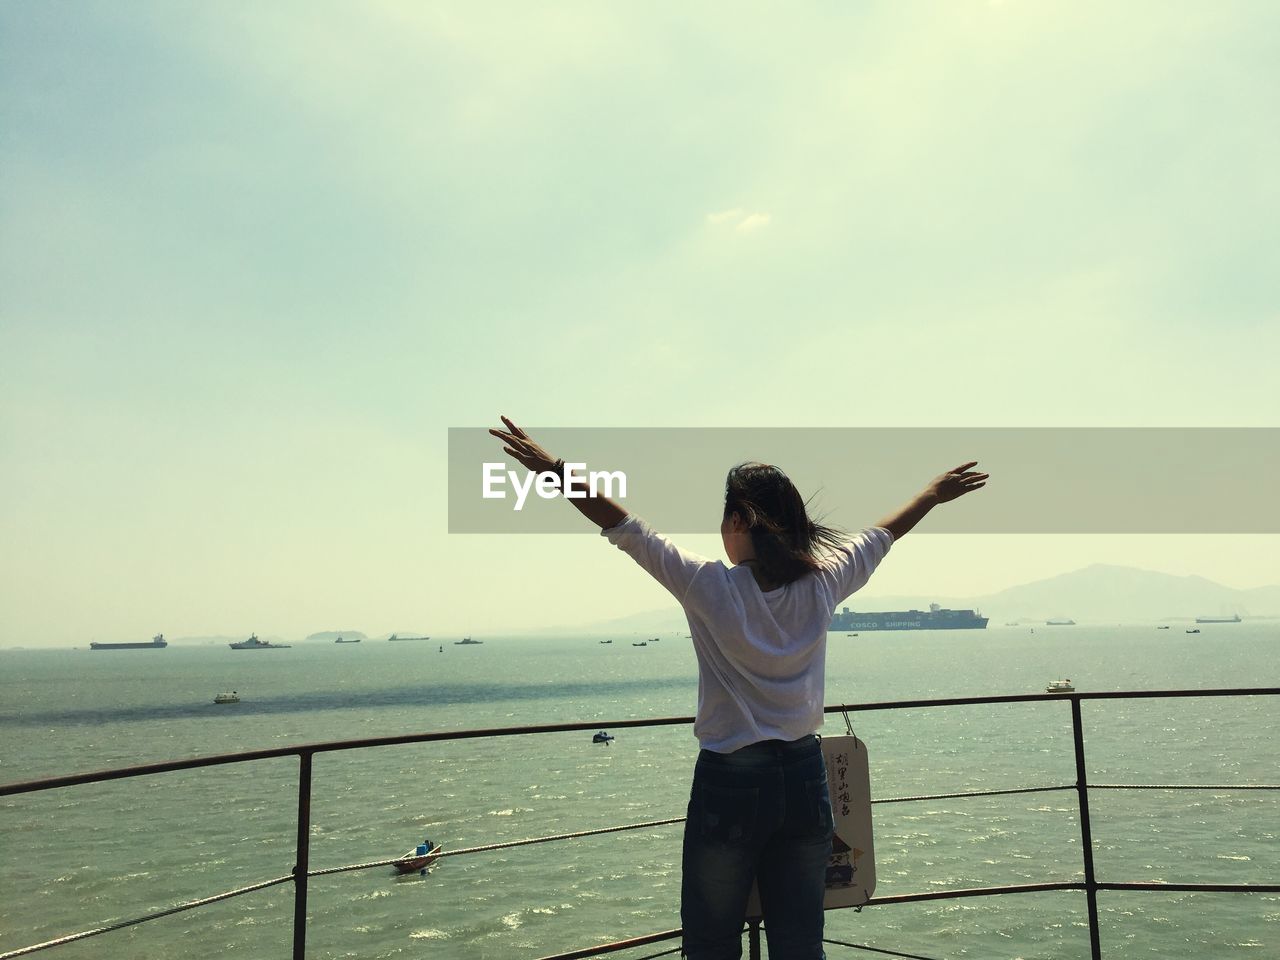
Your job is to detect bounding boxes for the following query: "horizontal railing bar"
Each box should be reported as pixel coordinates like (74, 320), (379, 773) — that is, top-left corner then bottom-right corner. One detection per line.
(624, 948), (683, 960)
(1090, 783), (1279, 790)
(831, 686), (1280, 714)
(1095, 882), (1280, 893)
(868, 881), (1085, 905)
(874, 784), (1073, 804)
(533, 927), (682, 960)
(823, 937), (944, 960)
(491, 876), (1280, 960)
(4, 687), (1276, 798)
(0, 874), (293, 960)
(306, 776), (1280, 885)
(0, 717), (692, 797)
(308, 816), (687, 878)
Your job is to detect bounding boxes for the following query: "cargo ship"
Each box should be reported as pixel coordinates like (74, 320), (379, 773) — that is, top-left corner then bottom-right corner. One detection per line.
(1046, 618), (1077, 626)
(1195, 614), (1241, 623)
(89, 633), (168, 651)
(830, 603), (988, 631)
(229, 634), (291, 650)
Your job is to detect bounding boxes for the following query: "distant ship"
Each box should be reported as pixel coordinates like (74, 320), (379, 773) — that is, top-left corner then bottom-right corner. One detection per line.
(334, 636), (361, 644)
(455, 637), (483, 645)
(1195, 614), (1241, 624)
(90, 633), (167, 651)
(1046, 618), (1077, 626)
(387, 634), (429, 642)
(830, 603), (988, 631)
(229, 634), (291, 650)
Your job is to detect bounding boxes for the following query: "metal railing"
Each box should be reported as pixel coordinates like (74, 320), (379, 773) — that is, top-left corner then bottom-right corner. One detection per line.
(1, 687), (1276, 960)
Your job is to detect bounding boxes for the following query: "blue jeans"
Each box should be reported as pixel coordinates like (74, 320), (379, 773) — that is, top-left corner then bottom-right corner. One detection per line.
(681, 735), (834, 960)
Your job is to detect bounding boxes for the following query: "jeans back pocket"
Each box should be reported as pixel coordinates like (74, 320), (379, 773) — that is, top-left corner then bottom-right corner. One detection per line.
(692, 781), (760, 846)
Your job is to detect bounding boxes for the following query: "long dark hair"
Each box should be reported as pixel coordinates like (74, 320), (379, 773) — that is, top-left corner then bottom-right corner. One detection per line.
(723, 462), (844, 588)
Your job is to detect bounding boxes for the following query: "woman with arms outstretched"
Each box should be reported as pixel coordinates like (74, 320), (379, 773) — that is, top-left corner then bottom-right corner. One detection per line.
(489, 416), (987, 960)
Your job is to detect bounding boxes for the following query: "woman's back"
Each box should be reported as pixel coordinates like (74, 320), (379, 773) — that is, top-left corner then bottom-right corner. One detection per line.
(602, 516), (894, 752)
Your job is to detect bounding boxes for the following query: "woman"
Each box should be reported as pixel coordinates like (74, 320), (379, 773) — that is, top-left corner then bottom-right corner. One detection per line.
(489, 416), (987, 960)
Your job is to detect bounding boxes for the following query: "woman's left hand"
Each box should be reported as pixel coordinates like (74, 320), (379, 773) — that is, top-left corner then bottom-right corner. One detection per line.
(489, 416), (558, 474)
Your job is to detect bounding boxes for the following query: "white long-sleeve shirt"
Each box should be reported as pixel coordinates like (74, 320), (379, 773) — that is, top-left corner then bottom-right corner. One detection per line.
(601, 515), (894, 753)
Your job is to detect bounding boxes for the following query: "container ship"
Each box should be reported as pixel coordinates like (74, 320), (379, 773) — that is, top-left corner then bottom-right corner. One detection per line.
(830, 603), (987, 631)
(89, 633), (168, 651)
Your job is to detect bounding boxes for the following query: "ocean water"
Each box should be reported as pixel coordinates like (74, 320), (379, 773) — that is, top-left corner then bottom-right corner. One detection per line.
(1, 625), (1276, 959)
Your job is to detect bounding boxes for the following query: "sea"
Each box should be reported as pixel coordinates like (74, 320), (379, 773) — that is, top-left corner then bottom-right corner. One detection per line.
(0, 624), (1276, 960)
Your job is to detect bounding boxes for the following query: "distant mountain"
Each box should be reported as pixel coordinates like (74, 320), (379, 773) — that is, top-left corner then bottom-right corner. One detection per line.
(305, 630), (370, 643)
(843, 565), (1280, 622)
(553, 564), (1280, 633)
(969, 564), (1280, 622)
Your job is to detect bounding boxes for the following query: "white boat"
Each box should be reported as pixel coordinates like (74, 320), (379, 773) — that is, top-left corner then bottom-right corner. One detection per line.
(214, 691), (240, 704)
(1045, 679), (1075, 693)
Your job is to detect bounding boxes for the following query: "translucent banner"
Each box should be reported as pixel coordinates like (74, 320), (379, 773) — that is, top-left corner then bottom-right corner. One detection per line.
(448, 427), (1279, 534)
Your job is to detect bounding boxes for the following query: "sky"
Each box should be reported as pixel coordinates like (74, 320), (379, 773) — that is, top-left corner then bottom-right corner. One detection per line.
(2, 1), (1277, 646)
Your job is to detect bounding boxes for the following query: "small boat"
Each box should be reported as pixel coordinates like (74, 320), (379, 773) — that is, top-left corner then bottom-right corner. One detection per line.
(393, 840), (443, 875)
(1156, 625), (1170, 630)
(599, 639), (612, 644)
(632, 641), (647, 647)
(592, 731), (614, 744)
(1186, 628), (1201, 634)
(650, 637), (660, 642)
(455, 637), (483, 645)
(1045, 679), (1075, 693)
(214, 691), (240, 704)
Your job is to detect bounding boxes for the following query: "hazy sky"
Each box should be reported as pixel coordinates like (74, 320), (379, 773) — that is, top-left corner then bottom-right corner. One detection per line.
(2, 2), (1277, 646)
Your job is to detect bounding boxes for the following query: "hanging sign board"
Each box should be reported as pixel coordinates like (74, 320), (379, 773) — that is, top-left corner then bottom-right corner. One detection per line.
(746, 734), (875, 917)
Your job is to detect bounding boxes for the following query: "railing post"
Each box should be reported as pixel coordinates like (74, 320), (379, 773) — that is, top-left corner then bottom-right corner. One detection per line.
(293, 751), (313, 960)
(746, 919), (761, 960)
(1070, 697), (1102, 960)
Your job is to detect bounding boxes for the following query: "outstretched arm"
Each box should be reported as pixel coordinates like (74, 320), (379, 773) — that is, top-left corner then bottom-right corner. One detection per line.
(488, 415), (628, 530)
(875, 461), (988, 540)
